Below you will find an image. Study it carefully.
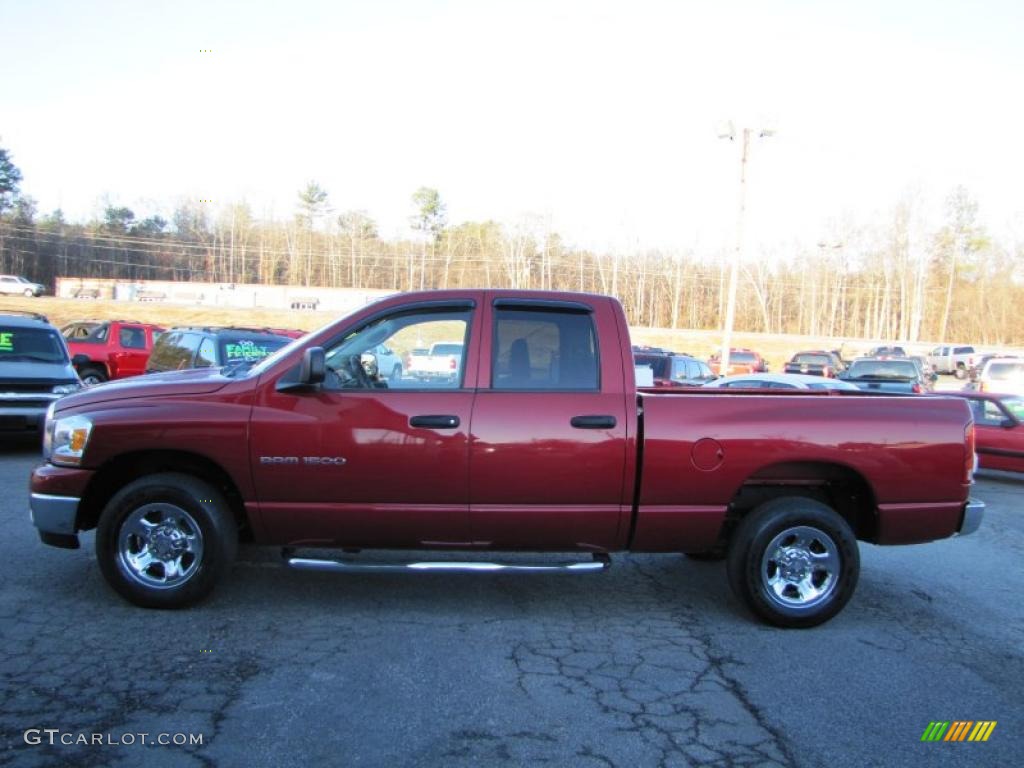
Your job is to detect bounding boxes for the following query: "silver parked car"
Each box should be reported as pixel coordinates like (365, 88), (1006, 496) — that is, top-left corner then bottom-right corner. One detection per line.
(702, 373), (860, 391)
(0, 275), (44, 297)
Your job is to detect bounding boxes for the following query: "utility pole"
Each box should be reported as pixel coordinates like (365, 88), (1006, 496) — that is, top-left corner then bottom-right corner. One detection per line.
(717, 123), (772, 375)
(719, 127), (750, 376)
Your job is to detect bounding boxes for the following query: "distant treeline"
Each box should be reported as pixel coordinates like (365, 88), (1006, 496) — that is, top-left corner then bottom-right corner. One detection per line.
(0, 183), (1019, 344)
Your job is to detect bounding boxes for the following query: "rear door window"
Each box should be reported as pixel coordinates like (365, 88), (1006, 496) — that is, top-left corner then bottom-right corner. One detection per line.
(119, 326), (146, 349)
(492, 308), (598, 390)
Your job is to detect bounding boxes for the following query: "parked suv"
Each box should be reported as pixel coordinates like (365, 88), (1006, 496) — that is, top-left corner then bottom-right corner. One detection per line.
(146, 327), (293, 374)
(634, 350), (716, 387)
(973, 357), (1024, 396)
(62, 320), (165, 385)
(0, 311), (81, 432)
(0, 275), (45, 297)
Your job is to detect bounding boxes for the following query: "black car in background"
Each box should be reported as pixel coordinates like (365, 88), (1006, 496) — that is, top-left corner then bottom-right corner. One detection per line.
(146, 327), (292, 374)
(783, 350), (845, 378)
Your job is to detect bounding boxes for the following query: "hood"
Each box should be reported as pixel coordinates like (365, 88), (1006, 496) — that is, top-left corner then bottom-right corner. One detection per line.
(54, 366), (233, 411)
(0, 359), (78, 384)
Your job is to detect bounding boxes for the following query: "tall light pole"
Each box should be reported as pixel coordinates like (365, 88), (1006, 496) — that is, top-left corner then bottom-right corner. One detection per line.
(717, 123), (772, 375)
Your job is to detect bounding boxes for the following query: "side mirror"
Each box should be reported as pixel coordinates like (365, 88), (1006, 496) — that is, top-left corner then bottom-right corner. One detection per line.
(299, 347), (326, 386)
(71, 354), (90, 367)
(360, 352), (379, 378)
(1001, 418), (1017, 429)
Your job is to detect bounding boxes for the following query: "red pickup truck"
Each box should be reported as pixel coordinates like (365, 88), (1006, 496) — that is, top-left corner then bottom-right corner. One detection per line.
(63, 320), (165, 385)
(30, 290), (983, 628)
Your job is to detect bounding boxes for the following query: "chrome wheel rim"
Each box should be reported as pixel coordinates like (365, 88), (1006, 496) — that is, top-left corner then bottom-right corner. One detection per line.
(760, 525), (839, 609)
(82, 374), (104, 386)
(117, 503), (204, 589)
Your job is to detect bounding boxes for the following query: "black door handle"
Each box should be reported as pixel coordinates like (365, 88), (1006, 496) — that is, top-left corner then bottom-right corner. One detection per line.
(410, 414), (461, 429)
(570, 415), (617, 429)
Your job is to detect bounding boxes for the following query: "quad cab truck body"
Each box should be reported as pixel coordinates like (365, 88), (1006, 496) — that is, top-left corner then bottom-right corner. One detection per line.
(30, 290), (983, 628)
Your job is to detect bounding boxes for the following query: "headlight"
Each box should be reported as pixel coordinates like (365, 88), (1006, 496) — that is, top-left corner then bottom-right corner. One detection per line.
(52, 383), (80, 395)
(46, 413), (93, 467)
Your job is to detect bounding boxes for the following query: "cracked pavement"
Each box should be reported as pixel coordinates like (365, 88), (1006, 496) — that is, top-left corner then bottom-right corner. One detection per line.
(1, 440), (1021, 767)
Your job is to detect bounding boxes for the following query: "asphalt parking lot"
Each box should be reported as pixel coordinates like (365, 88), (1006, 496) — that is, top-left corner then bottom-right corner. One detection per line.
(1, 437), (1021, 768)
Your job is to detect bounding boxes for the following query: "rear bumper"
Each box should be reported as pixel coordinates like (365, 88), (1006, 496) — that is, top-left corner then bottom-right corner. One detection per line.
(958, 498), (985, 536)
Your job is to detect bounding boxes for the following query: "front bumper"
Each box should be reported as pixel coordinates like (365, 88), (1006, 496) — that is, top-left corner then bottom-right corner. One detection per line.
(0, 398), (56, 431)
(958, 498), (985, 536)
(31, 492), (82, 548)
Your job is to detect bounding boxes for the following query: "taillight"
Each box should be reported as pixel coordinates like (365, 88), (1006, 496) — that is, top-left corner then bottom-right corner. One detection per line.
(823, 366), (832, 378)
(912, 382), (922, 393)
(964, 422), (976, 484)
(978, 381), (987, 392)
(449, 358), (456, 370)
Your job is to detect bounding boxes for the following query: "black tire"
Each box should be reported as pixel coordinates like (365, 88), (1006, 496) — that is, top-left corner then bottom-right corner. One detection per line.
(954, 364), (967, 380)
(96, 473), (238, 609)
(726, 497), (859, 628)
(79, 366), (108, 386)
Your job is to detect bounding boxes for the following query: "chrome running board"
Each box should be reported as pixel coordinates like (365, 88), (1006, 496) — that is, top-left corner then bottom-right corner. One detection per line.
(285, 552), (611, 574)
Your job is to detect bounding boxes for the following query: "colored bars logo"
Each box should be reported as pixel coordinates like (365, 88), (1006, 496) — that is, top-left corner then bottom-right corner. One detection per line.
(921, 721), (997, 742)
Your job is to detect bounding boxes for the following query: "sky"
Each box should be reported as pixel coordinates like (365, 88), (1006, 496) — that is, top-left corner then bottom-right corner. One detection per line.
(2, 0), (1023, 252)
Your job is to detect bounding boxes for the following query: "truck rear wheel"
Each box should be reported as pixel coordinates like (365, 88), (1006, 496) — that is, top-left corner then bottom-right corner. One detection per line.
(95, 473), (237, 609)
(954, 364), (967, 380)
(726, 497), (859, 628)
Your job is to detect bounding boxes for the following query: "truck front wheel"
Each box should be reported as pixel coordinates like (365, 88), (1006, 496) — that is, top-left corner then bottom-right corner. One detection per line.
(95, 473), (238, 609)
(79, 366), (108, 386)
(726, 497), (859, 628)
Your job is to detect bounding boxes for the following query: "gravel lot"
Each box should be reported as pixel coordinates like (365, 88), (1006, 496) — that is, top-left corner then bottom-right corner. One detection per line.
(1, 436), (1021, 767)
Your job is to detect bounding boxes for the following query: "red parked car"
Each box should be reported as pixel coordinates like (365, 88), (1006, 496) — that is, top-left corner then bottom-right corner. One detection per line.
(62, 320), (165, 385)
(942, 392), (1024, 473)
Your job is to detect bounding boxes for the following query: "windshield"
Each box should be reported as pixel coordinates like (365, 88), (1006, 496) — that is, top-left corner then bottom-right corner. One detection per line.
(847, 360), (916, 379)
(792, 353), (830, 365)
(986, 361), (1024, 381)
(1001, 396), (1024, 419)
(220, 337), (291, 368)
(431, 343), (463, 356)
(731, 351), (756, 363)
(0, 326), (68, 363)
